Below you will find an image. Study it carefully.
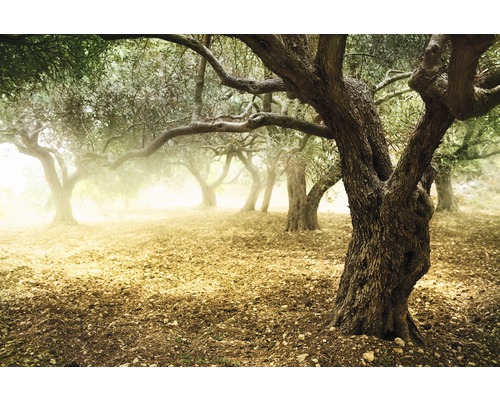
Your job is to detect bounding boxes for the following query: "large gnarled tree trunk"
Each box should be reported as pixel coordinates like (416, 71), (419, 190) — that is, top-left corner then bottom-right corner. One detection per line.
(239, 34), (497, 342)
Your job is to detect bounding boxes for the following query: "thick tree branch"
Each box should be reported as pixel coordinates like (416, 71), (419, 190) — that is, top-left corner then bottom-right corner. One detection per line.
(109, 113), (332, 169)
(386, 99), (454, 200)
(234, 35), (320, 98)
(315, 35), (347, 84)
(448, 35), (497, 119)
(410, 34), (499, 120)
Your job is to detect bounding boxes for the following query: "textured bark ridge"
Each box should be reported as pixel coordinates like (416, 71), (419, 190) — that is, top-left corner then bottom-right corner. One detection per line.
(331, 185), (433, 343)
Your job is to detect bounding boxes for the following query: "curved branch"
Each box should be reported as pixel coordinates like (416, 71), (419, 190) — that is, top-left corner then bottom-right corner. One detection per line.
(109, 113), (332, 169)
(375, 87), (413, 105)
(99, 34), (287, 95)
(374, 72), (412, 93)
(410, 34), (499, 120)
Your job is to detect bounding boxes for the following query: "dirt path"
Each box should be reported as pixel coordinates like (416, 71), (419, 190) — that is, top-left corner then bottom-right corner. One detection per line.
(0, 209), (498, 366)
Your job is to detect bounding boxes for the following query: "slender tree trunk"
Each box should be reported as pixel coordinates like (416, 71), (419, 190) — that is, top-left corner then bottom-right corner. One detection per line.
(435, 167), (459, 212)
(237, 151), (262, 212)
(32, 150), (79, 225)
(51, 186), (77, 225)
(185, 163), (217, 207)
(304, 163), (342, 230)
(260, 165), (277, 213)
(285, 156), (308, 231)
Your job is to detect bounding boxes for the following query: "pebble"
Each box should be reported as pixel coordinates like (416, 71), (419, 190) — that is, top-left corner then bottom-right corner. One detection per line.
(468, 362), (476, 367)
(417, 348), (424, 354)
(298, 334), (305, 341)
(312, 358), (319, 363)
(394, 337), (405, 347)
(434, 352), (441, 358)
(363, 351), (375, 363)
(393, 348), (404, 354)
(297, 354), (309, 363)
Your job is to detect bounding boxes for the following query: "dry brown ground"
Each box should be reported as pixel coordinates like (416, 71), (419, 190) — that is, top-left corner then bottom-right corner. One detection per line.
(0, 208), (498, 367)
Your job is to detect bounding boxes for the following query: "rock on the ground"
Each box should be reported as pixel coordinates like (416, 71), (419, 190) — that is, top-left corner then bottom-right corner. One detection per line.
(394, 337), (405, 347)
(297, 353), (308, 363)
(363, 351), (375, 363)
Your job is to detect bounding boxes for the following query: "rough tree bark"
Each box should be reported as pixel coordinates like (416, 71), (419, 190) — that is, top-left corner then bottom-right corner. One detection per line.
(238, 34), (498, 342)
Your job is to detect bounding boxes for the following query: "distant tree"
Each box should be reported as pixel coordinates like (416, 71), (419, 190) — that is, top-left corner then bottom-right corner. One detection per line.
(433, 109), (500, 212)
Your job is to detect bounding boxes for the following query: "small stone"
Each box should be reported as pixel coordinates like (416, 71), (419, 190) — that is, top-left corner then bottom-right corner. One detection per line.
(434, 352), (441, 358)
(363, 351), (375, 362)
(312, 358), (319, 363)
(133, 357), (139, 364)
(120, 363), (130, 367)
(298, 334), (305, 340)
(49, 359), (56, 365)
(417, 348), (424, 354)
(172, 320), (178, 326)
(297, 353), (308, 363)
(149, 364), (157, 367)
(393, 348), (404, 354)
(468, 362), (476, 367)
(394, 337), (405, 347)
(457, 356), (463, 361)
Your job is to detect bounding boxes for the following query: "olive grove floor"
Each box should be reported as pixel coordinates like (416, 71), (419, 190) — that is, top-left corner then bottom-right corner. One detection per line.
(0, 208), (498, 367)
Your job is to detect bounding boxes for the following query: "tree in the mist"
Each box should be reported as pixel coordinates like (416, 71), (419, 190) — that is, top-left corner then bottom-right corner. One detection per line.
(0, 85), (103, 224)
(0, 35), (110, 223)
(432, 108), (500, 212)
(103, 34), (499, 342)
(0, 36), (199, 223)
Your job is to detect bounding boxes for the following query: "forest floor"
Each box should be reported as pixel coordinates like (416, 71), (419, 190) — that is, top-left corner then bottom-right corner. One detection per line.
(0, 208), (498, 367)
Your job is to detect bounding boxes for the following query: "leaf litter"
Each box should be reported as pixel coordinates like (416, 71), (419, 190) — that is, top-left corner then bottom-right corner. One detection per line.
(0, 208), (498, 367)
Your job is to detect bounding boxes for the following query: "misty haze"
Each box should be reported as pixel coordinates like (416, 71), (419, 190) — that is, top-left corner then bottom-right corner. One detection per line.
(0, 34), (498, 371)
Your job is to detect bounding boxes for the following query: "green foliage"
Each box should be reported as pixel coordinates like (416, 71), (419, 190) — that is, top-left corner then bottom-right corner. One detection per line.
(345, 34), (429, 86)
(0, 35), (108, 98)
